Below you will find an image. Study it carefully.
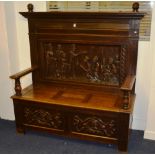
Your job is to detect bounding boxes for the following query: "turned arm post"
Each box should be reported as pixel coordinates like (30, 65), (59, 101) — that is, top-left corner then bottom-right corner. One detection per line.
(10, 66), (38, 96)
(120, 75), (136, 110)
(14, 78), (22, 96)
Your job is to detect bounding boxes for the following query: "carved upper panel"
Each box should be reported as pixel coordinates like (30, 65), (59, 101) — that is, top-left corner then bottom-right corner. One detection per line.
(42, 43), (125, 86)
(19, 11), (144, 87)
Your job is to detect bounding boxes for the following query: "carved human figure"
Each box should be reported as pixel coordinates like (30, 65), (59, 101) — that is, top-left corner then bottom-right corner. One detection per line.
(104, 57), (119, 83)
(45, 43), (57, 77)
(112, 54), (120, 83)
(80, 56), (92, 80)
(55, 44), (70, 79)
(90, 56), (100, 82)
(69, 44), (87, 78)
(113, 55), (120, 73)
(69, 44), (80, 78)
(114, 54), (120, 67)
(103, 57), (114, 82)
(60, 51), (70, 78)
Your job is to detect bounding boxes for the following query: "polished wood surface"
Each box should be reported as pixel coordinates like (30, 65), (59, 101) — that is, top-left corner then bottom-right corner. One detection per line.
(10, 3), (144, 152)
(121, 75), (136, 91)
(20, 11), (145, 19)
(12, 83), (134, 112)
(10, 66), (38, 79)
(10, 66), (38, 96)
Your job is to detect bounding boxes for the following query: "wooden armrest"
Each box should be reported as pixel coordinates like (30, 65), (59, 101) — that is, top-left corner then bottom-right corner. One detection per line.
(120, 75), (136, 91)
(10, 66), (38, 96)
(10, 66), (38, 79)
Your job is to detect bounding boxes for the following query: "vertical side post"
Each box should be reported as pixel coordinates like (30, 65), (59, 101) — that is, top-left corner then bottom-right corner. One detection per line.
(15, 78), (22, 96)
(13, 102), (25, 134)
(122, 90), (130, 110)
(118, 112), (130, 152)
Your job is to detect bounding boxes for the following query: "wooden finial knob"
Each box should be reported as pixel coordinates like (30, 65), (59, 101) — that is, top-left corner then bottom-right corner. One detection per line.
(27, 3), (34, 12)
(132, 2), (139, 12)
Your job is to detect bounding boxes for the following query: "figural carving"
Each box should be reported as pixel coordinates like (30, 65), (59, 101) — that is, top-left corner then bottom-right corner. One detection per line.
(44, 43), (124, 86)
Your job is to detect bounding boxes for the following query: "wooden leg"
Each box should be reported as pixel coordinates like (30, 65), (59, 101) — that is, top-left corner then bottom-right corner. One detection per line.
(16, 126), (25, 134)
(14, 103), (25, 134)
(118, 113), (130, 152)
(118, 140), (128, 152)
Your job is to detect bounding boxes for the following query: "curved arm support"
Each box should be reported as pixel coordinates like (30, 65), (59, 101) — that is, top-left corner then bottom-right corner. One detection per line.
(10, 66), (38, 96)
(10, 66), (38, 80)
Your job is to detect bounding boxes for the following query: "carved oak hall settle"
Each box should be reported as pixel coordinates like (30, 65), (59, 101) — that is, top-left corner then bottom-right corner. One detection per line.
(10, 3), (145, 152)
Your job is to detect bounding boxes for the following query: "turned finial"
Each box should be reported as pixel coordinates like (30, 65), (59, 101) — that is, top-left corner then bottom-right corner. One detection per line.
(132, 2), (139, 12)
(27, 3), (34, 12)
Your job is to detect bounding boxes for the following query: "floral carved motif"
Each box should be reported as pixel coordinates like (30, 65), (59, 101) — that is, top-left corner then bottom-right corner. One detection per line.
(73, 115), (117, 137)
(43, 43), (123, 86)
(24, 108), (64, 129)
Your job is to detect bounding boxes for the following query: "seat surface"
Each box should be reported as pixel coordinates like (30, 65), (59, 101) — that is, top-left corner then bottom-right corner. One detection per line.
(12, 83), (133, 113)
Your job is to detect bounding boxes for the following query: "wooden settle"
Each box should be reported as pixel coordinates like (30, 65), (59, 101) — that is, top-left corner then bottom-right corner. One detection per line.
(10, 3), (145, 152)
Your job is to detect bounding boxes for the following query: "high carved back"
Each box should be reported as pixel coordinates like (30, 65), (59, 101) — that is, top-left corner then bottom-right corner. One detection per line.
(20, 11), (144, 88)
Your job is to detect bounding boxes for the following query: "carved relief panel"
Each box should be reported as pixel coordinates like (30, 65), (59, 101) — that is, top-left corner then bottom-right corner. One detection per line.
(41, 42), (126, 86)
(24, 107), (64, 130)
(72, 114), (117, 137)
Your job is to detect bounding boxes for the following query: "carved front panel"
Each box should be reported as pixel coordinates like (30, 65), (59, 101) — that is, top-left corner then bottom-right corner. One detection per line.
(72, 114), (117, 138)
(24, 107), (64, 130)
(41, 42), (126, 86)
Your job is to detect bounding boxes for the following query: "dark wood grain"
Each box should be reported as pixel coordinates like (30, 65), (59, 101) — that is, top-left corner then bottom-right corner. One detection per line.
(19, 11), (145, 19)
(10, 66), (38, 96)
(10, 66), (38, 79)
(10, 6), (145, 152)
